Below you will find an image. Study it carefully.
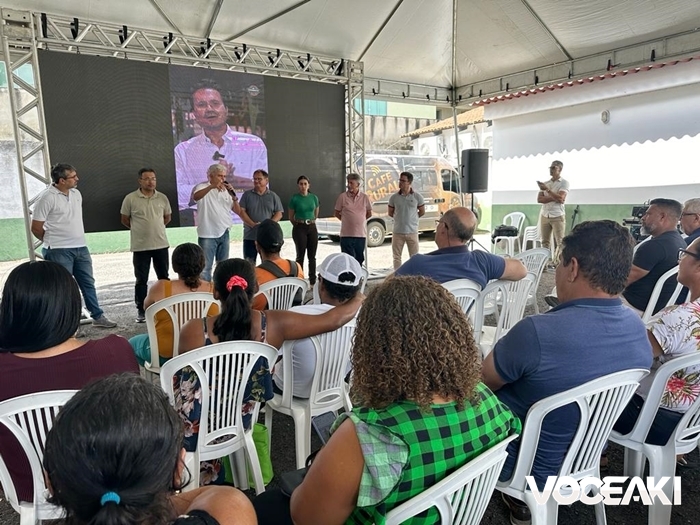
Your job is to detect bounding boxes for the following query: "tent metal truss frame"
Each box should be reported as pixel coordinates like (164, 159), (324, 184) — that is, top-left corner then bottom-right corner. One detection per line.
(1, 8), (51, 260)
(0, 8), (366, 259)
(365, 28), (700, 107)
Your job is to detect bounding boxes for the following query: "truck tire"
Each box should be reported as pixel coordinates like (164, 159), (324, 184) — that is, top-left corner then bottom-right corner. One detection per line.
(367, 222), (386, 247)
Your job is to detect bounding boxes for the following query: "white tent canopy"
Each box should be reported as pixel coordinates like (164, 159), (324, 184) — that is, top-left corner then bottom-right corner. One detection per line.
(4, 0), (700, 104)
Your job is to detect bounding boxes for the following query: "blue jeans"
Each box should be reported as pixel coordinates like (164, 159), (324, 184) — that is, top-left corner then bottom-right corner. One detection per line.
(613, 393), (684, 446)
(199, 230), (230, 282)
(243, 239), (258, 265)
(43, 246), (103, 319)
(340, 237), (366, 266)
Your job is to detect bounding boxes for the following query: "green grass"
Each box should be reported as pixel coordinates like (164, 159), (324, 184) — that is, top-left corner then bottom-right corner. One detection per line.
(0, 219), (294, 262)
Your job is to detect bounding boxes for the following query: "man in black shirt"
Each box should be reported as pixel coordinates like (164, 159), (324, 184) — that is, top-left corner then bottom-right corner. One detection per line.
(622, 198), (685, 314)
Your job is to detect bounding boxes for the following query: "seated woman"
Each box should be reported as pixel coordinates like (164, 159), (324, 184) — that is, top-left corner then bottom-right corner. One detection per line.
(44, 373), (256, 525)
(0, 261), (139, 505)
(253, 276), (521, 525)
(614, 238), (700, 457)
(176, 258), (363, 485)
(130, 242), (218, 366)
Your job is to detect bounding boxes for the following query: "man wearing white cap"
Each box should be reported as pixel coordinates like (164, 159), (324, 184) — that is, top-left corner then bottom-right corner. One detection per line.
(272, 252), (363, 398)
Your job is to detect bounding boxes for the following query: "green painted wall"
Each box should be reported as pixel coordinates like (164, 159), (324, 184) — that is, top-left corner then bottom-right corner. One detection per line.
(492, 204), (635, 233)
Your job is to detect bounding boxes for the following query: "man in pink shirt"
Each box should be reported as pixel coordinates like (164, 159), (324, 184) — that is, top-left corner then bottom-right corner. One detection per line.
(334, 173), (372, 265)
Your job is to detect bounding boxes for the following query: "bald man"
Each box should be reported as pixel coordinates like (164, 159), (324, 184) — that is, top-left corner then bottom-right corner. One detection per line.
(394, 207), (527, 288)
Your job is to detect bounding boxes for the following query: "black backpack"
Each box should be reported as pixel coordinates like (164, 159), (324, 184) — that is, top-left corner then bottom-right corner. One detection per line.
(491, 224), (519, 244)
(257, 260), (304, 306)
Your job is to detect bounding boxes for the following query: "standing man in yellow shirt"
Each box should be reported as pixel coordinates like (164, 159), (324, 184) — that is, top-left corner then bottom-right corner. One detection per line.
(120, 168), (172, 323)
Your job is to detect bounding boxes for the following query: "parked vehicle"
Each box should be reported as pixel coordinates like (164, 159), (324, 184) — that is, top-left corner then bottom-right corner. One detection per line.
(317, 155), (479, 247)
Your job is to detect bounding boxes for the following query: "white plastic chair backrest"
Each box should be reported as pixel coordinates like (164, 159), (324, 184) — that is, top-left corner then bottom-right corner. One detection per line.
(500, 274), (536, 331)
(442, 279), (482, 318)
(514, 248), (550, 275)
(503, 369), (648, 492)
(256, 277), (308, 310)
(308, 318), (356, 411)
(312, 268), (368, 305)
(359, 267), (369, 294)
(160, 341), (277, 449)
(278, 318), (357, 411)
(385, 434), (518, 525)
(502, 212), (526, 233)
(522, 226), (540, 249)
(611, 353), (700, 451)
(145, 292), (220, 368)
(0, 390), (76, 516)
(640, 266), (679, 323)
(475, 274), (536, 345)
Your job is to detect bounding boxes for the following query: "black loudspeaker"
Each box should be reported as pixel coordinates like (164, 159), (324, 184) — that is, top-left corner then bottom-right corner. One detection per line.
(461, 149), (489, 193)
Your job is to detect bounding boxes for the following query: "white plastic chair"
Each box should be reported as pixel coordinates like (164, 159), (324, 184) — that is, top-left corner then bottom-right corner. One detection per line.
(610, 353), (700, 525)
(640, 266), (684, 323)
(266, 319), (356, 469)
(255, 277), (309, 310)
(522, 226), (542, 250)
(160, 341), (277, 493)
(143, 292), (220, 380)
(493, 212), (526, 256)
(0, 390), (77, 525)
(385, 434), (518, 525)
(515, 248), (550, 314)
(441, 278), (482, 316)
(312, 268), (368, 305)
(476, 273), (536, 357)
(497, 368), (649, 525)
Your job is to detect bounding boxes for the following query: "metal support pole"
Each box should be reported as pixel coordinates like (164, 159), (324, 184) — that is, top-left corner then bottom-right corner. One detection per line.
(344, 60), (368, 268)
(1, 8), (51, 260)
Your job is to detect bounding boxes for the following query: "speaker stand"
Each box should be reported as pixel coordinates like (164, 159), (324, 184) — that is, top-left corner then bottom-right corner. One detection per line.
(467, 192), (488, 252)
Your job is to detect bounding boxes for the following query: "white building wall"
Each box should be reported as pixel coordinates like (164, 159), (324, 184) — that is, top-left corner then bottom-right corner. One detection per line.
(485, 59), (700, 206)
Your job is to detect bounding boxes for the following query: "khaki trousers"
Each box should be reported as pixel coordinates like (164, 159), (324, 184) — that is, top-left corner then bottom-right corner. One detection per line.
(540, 215), (566, 264)
(392, 233), (419, 270)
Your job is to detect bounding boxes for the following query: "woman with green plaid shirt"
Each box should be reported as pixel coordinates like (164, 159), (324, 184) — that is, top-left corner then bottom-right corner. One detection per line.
(254, 276), (521, 525)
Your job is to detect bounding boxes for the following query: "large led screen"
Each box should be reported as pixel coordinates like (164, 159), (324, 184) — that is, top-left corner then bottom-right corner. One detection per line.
(38, 51), (345, 232)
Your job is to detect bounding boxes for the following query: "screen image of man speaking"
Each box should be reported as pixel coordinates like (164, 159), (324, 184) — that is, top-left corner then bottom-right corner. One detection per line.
(174, 78), (268, 225)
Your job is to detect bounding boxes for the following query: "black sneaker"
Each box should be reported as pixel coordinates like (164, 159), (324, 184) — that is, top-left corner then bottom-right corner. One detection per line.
(501, 493), (531, 525)
(92, 315), (117, 328)
(136, 310), (146, 323)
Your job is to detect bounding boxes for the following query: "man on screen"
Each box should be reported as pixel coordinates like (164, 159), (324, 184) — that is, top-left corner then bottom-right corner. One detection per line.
(174, 80), (268, 214)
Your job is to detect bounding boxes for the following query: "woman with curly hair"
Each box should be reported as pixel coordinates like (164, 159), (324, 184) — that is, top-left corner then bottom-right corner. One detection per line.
(130, 242), (218, 366)
(44, 373), (255, 525)
(254, 275), (521, 525)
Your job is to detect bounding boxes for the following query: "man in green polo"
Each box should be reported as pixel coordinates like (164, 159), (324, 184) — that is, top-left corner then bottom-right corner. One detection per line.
(120, 168), (172, 323)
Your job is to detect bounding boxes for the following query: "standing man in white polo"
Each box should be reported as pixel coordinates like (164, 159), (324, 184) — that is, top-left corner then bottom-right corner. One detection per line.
(537, 160), (569, 267)
(388, 171), (425, 270)
(192, 163), (239, 281)
(31, 163), (117, 328)
(120, 168), (172, 323)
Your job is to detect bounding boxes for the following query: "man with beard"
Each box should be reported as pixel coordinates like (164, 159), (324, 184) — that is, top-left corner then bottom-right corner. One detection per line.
(622, 198), (685, 314)
(174, 80), (267, 214)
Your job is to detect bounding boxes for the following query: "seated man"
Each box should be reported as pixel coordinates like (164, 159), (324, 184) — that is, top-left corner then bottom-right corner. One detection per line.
(273, 252), (362, 398)
(482, 220), (652, 524)
(614, 237), (700, 449)
(253, 219), (304, 310)
(395, 207), (526, 288)
(681, 198), (700, 246)
(622, 198), (686, 315)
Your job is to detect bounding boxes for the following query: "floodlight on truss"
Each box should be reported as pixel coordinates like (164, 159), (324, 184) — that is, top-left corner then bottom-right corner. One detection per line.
(35, 12), (348, 84)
